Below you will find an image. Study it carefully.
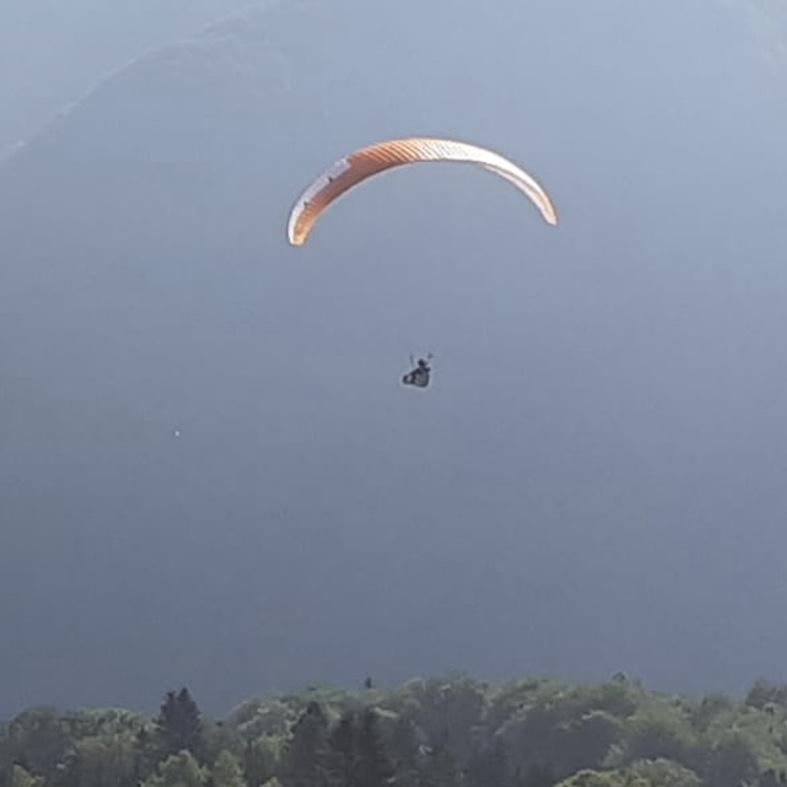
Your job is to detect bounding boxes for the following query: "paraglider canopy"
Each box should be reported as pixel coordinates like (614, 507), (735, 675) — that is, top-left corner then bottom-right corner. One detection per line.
(286, 136), (558, 246)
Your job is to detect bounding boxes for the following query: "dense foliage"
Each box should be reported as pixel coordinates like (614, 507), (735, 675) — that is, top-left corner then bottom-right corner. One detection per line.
(3, 675), (787, 787)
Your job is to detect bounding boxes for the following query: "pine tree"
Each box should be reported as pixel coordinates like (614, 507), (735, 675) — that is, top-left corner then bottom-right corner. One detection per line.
(285, 702), (331, 787)
(327, 712), (357, 787)
(354, 709), (393, 787)
(155, 688), (205, 762)
(325, 709), (392, 787)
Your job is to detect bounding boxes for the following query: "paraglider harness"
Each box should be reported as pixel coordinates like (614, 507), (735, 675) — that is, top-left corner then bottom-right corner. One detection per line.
(402, 354), (433, 388)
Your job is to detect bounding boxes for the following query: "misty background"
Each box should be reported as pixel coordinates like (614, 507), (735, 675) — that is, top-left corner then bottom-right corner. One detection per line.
(2, 0), (787, 719)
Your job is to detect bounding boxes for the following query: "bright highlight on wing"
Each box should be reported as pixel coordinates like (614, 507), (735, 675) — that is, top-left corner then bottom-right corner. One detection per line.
(286, 136), (558, 246)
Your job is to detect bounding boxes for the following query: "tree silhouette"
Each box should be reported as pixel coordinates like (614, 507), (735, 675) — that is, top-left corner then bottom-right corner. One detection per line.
(285, 702), (330, 787)
(155, 688), (205, 761)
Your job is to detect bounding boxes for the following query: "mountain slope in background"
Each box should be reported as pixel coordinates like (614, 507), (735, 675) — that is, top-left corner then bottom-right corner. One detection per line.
(0, 0), (266, 149)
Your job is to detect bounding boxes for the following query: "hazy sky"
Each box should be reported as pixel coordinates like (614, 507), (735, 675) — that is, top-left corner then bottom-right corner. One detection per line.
(3, 0), (787, 720)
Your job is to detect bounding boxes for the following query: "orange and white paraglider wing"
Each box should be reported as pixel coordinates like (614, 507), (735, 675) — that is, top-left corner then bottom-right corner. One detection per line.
(286, 137), (557, 247)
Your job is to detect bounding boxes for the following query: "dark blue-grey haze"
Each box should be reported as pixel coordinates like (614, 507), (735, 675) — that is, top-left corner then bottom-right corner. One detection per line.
(2, 0), (787, 718)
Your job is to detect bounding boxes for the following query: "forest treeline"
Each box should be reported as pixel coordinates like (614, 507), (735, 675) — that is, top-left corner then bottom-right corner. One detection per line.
(3, 674), (787, 787)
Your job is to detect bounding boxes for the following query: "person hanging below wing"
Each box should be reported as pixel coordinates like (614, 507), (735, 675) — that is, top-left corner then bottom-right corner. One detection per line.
(402, 354), (433, 388)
